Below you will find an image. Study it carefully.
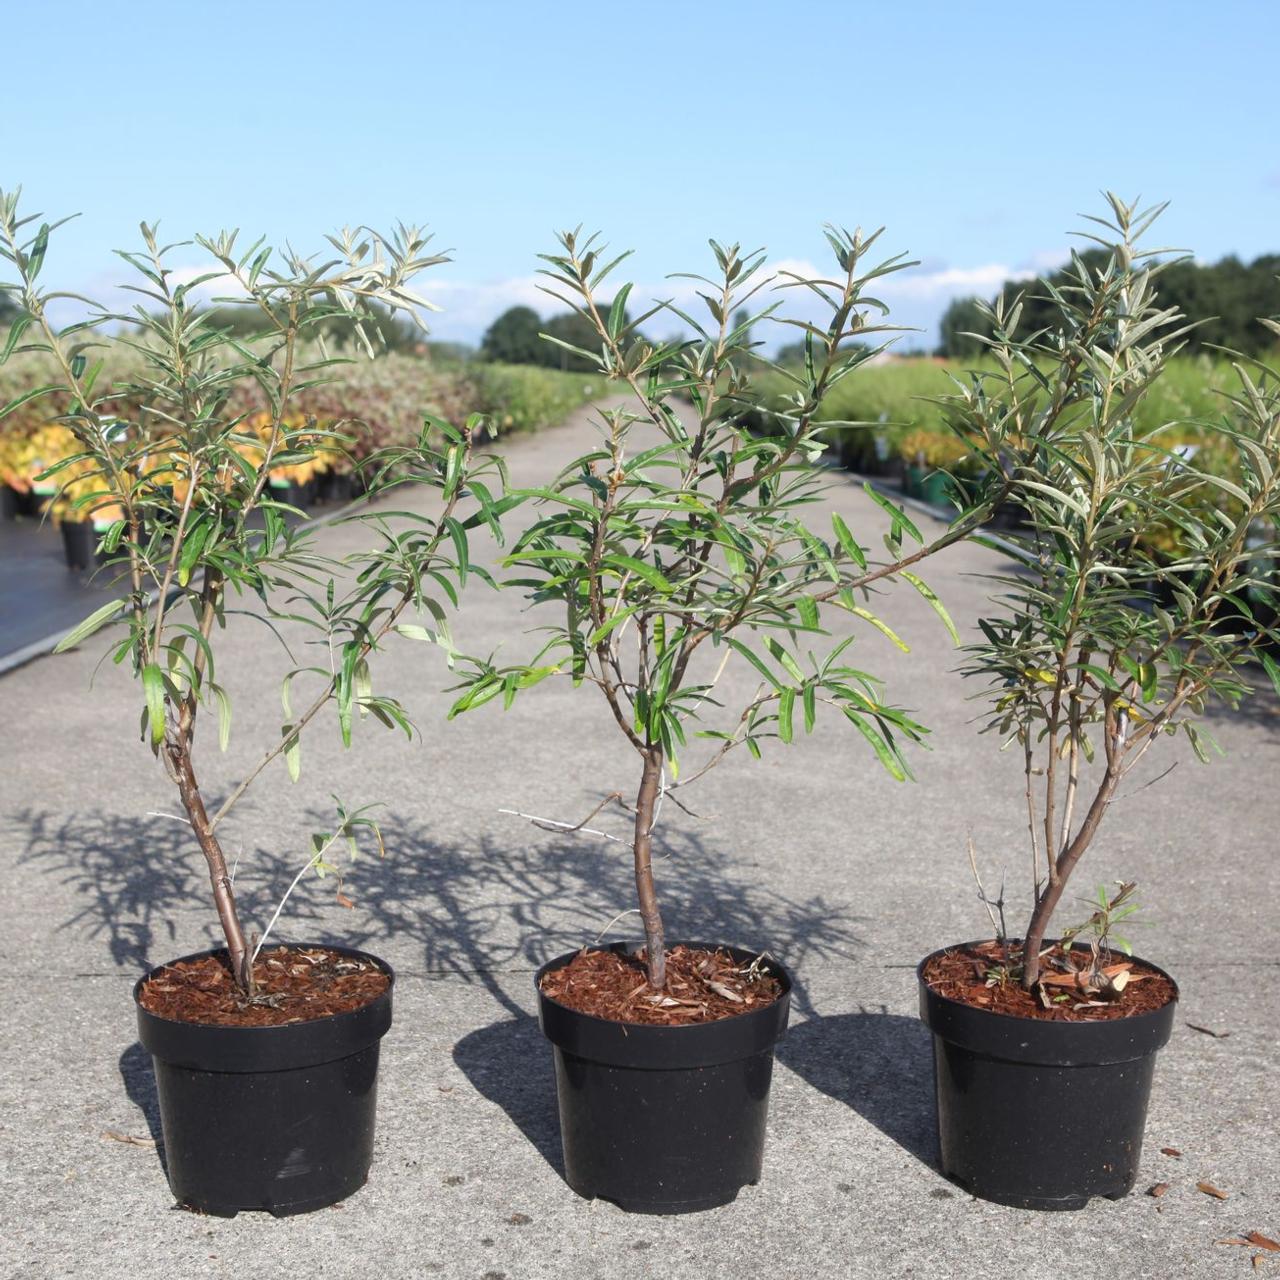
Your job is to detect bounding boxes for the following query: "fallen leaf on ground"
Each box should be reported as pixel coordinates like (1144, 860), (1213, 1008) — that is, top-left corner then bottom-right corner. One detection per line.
(101, 1130), (155, 1148)
(1147, 1182), (1171, 1198)
(1161, 1147), (1183, 1158)
(1246, 1234), (1280, 1253)
(1186, 1022), (1231, 1038)
(1199, 1181), (1229, 1200)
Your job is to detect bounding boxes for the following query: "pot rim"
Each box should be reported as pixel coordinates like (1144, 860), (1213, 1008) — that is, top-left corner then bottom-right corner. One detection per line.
(535, 939), (791, 1034)
(133, 941), (395, 1033)
(917, 937), (1179, 1030)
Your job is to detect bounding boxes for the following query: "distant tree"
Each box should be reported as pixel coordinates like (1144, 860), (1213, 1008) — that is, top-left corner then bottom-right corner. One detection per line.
(937, 296), (991, 357)
(542, 298), (632, 371)
(989, 250), (1112, 344)
(199, 299), (425, 353)
(970, 249), (1280, 359)
(1156, 254), (1280, 354)
(542, 310), (603, 371)
(421, 340), (474, 367)
(481, 305), (544, 364)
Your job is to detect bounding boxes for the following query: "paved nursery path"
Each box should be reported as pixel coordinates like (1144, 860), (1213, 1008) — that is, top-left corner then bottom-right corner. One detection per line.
(1, 400), (1277, 1280)
(0, 515), (124, 670)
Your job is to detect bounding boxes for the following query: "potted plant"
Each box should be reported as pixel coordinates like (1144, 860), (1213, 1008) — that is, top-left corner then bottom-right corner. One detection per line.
(0, 189), (495, 1215)
(451, 226), (1015, 1213)
(1, 425), (40, 517)
(896, 428), (972, 507)
(918, 195), (1280, 1209)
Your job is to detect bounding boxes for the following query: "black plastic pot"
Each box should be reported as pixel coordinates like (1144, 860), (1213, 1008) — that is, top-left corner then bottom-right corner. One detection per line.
(535, 941), (791, 1214)
(267, 479), (309, 509)
(918, 942), (1177, 1210)
(134, 944), (394, 1217)
(61, 520), (96, 570)
(1, 485), (28, 519)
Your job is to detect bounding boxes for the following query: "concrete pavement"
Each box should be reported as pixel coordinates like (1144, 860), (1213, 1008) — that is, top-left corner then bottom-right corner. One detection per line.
(1, 400), (1276, 1279)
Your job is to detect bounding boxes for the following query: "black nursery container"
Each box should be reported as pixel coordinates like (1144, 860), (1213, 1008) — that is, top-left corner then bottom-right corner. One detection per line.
(918, 943), (1177, 1210)
(267, 479), (310, 509)
(535, 942), (791, 1215)
(61, 520), (96, 570)
(134, 945), (394, 1217)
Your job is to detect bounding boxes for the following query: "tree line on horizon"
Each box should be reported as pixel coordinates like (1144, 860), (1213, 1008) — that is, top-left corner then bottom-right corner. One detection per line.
(939, 248), (1280, 359)
(7, 251), (1277, 368)
(480, 300), (639, 372)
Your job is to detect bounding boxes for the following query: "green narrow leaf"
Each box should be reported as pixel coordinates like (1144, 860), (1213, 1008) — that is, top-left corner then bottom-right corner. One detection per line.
(843, 708), (907, 780)
(795, 595), (820, 630)
(802, 684), (817, 733)
(442, 444), (463, 500)
(177, 519), (210, 587)
(764, 637), (805, 683)
(210, 682), (232, 752)
(337, 642), (359, 747)
(603, 554), (674, 593)
(607, 282), (633, 339)
(142, 663), (167, 747)
(1138, 663), (1158, 703)
(901, 572), (959, 646)
(354, 658), (372, 717)
(53, 597), (127, 653)
(444, 515), (469, 586)
(863, 482), (922, 543)
(1184, 722), (1210, 765)
(395, 624), (436, 643)
(723, 636), (783, 690)
(1260, 651), (1280, 700)
(283, 724), (301, 782)
(778, 688), (795, 744)
(831, 512), (867, 569)
(586, 604), (642, 647)
(849, 604), (910, 652)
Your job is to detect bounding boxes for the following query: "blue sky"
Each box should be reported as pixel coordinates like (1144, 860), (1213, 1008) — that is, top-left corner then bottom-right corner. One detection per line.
(3, 0), (1278, 347)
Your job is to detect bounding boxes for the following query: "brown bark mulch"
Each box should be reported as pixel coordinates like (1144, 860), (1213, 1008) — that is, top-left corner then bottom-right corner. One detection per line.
(922, 940), (1177, 1022)
(137, 946), (389, 1027)
(540, 945), (783, 1026)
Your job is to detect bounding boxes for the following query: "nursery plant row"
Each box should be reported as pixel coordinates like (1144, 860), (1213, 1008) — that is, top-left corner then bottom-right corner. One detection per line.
(0, 352), (597, 564)
(3, 187), (1279, 1218)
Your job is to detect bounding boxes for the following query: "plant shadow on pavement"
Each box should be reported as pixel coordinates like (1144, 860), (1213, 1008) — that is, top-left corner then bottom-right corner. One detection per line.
(775, 1005), (939, 1171)
(119, 1040), (168, 1175)
(13, 802), (864, 1184)
(1201, 669), (1280, 738)
(344, 811), (866, 1183)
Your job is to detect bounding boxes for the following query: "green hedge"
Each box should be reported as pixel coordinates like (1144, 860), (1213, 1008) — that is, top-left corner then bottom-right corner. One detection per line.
(466, 363), (599, 435)
(748, 353), (1250, 471)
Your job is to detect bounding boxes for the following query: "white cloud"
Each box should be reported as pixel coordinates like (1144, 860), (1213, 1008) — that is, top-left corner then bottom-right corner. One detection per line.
(165, 264), (246, 298)
(1024, 246), (1071, 273)
(60, 248), (1070, 349)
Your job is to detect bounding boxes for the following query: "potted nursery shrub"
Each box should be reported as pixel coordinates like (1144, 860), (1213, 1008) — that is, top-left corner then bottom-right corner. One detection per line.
(897, 428), (972, 508)
(0, 190), (498, 1215)
(451, 226), (1016, 1213)
(918, 195), (1280, 1209)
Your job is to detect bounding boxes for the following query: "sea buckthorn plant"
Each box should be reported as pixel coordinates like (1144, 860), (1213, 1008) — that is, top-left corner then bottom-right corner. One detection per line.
(952, 195), (1280, 992)
(0, 189), (505, 993)
(453, 225), (1020, 992)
